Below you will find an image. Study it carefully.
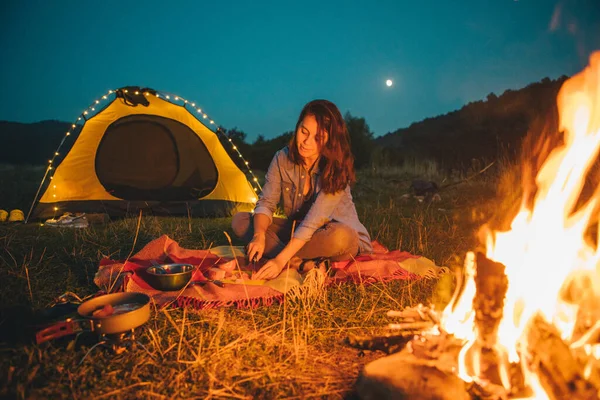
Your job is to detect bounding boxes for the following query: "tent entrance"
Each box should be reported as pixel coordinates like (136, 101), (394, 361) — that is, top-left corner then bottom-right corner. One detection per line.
(95, 115), (218, 201)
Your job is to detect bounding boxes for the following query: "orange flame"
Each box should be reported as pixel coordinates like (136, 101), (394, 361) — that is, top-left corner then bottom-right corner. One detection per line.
(441, 51), (600, 399)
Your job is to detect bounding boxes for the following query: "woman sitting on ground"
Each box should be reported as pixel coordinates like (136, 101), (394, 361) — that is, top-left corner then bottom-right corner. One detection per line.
(231, 99), (372, 280)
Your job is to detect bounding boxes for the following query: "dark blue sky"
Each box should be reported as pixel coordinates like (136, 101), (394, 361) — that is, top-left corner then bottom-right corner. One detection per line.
(1, 0), (599, 141)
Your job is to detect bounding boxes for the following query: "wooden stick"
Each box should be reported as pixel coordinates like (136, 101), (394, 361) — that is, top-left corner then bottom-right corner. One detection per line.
(525, 313), (597, 400)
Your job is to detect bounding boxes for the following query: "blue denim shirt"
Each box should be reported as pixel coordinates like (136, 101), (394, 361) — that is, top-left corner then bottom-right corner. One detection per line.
(254, 147), (373, 254)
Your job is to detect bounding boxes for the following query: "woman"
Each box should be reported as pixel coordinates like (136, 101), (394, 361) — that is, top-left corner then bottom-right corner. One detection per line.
(231, 99), (372, 280)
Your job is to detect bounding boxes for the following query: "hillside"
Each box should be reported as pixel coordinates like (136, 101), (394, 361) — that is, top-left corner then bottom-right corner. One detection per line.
(375, 76), (568, 171)
(0, 120), (70, 165)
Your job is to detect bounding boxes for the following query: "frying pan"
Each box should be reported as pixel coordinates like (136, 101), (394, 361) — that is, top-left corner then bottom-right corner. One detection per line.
(35, 292), (151, 344)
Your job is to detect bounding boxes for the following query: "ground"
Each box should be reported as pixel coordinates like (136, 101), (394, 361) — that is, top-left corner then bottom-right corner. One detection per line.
(0, 163), (504, 399)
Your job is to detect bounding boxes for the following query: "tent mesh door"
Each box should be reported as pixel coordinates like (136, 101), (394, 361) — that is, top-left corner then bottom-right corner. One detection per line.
(95, 115), (218, 200)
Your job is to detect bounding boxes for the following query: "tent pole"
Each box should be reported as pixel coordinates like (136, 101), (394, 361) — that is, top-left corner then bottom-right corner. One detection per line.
(25, 166), (51, 224)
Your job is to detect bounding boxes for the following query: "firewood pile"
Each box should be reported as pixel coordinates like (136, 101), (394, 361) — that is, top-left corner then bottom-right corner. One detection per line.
(348, 253), (600, 400)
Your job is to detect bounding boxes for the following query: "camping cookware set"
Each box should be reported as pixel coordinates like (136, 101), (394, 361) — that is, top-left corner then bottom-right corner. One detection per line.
(36, 262), (228, 344)
(35, 292), (151, 344)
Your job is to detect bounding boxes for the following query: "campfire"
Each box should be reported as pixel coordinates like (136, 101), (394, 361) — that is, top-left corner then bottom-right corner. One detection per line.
(355, 52), (600, 400)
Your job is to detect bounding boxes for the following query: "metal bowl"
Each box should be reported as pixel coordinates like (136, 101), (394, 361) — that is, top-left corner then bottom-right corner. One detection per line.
(145, 263), (194, 291)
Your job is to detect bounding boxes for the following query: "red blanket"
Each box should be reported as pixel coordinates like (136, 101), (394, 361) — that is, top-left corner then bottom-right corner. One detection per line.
(94, 235), (446, 310)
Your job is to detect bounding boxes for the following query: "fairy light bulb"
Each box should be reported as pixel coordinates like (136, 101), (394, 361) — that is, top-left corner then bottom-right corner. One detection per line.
(54, 207), (58, 211)
(157, 93), (261, 197)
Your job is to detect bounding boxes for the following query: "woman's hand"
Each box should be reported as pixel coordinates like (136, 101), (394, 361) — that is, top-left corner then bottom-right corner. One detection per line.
(254, 258), (287, 280)
(247, 232), (266, 263)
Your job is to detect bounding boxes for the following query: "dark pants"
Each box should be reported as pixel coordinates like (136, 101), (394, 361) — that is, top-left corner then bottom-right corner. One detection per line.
(231, 212), (359, 261)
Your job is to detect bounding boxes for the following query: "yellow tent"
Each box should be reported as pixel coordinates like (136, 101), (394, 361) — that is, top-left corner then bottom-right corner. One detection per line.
(30, 87), (257, 220)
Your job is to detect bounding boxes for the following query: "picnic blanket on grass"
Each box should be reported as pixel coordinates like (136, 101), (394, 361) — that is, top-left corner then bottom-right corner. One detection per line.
(94, 235), (449, 310)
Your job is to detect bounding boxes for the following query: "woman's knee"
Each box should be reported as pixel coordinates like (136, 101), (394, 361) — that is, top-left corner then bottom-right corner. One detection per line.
(231, 212), (252, 238)
(321, 223), (359, 260)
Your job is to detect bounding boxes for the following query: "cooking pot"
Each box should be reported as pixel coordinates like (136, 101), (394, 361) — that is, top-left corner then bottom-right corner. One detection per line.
(36, 292), (151, 344)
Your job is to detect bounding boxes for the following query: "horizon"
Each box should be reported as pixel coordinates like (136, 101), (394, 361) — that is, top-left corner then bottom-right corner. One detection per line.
(1, 1), (599, 141)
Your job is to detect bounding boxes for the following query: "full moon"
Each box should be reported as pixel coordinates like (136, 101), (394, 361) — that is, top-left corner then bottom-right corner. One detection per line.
(386, 79), (393, 87)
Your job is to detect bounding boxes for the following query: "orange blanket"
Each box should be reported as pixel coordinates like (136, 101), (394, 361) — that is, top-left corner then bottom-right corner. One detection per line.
(94, 235), (446, 309)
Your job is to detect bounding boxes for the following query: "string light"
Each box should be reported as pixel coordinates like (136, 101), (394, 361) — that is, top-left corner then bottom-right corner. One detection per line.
(27, 86), (264, 223)
(155, 89), (262, 192)
(26, 88), (117, 223)
(154, 89), (262, 192)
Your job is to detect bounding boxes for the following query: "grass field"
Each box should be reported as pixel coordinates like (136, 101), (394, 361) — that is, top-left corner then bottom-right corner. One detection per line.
(0, 162), (506, 399)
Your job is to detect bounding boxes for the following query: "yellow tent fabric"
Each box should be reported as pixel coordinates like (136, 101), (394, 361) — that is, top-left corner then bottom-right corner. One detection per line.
(33, 88), (256, 219)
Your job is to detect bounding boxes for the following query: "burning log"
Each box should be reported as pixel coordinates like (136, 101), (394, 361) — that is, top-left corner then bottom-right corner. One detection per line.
(524, 313), (598, 400)
(459, 253), (510, 387)
(473, 253), (508, 348)
(465, 380), (508, 400)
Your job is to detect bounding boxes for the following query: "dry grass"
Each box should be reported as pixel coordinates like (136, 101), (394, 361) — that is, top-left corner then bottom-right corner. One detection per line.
(0, 162), (503, 399)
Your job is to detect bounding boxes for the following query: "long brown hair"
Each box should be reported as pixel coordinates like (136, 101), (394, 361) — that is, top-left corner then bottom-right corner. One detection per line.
(288, 99), (355, 193)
